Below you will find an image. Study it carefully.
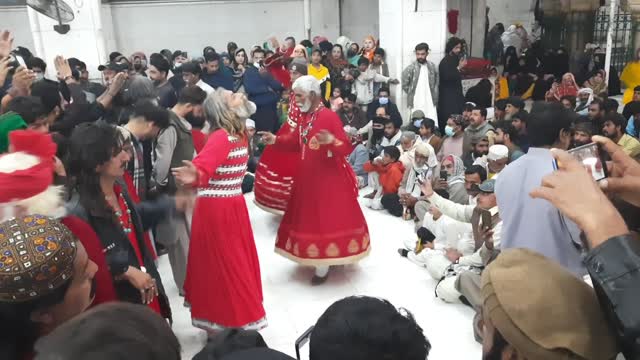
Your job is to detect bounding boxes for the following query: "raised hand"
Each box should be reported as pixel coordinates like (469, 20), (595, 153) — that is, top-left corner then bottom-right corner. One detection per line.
(172, 160), (198, 186)
(0, 30), (13, 58)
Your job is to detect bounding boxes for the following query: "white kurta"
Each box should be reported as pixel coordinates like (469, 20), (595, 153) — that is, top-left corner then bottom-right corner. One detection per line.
(413, 64), (438, 126)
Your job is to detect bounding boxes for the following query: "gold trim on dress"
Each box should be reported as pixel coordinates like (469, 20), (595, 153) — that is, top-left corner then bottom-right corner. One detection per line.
(274, 246), (371, 266)
(348, 239), (360, 254)
(306, 244), (319, 258)
(309, 136), (320, 150)
(325, 243), (340, 257)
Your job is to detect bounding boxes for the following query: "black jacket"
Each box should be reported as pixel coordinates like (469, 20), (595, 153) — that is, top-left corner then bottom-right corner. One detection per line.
(366, 101), (403, 129)
(585, 233), (640, 359)
(67, 184), (173, 320)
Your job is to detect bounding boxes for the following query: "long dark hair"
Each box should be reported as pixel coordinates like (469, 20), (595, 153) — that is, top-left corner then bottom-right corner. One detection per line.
(67, 122), (125, 217)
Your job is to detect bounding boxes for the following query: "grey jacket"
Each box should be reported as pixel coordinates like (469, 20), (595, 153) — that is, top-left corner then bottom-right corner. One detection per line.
(401, 60), (439, 108)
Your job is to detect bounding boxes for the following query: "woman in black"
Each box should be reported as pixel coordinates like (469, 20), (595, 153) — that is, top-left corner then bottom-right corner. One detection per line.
(66, 122), (178, 321)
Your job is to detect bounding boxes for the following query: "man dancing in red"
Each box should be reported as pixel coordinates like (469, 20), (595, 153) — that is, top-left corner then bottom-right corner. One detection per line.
(260, 76), (370, 284)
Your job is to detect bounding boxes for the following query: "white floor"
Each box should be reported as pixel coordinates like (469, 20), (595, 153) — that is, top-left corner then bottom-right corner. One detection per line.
(158, 190), (481, 360)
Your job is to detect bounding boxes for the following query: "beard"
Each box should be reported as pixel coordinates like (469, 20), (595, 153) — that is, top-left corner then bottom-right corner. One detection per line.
(417, 58), (427, 64)
(298, 99), (312, 112)
(234, 99), (257, 119)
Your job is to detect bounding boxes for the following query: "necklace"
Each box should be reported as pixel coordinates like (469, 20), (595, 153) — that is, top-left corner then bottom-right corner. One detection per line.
(300, 103), (325, 145)
(108, 192), (133, 234)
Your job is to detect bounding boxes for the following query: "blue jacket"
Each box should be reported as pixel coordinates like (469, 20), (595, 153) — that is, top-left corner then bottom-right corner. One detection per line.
(202, 70), (234, 91)
(242, 67), (283, 106)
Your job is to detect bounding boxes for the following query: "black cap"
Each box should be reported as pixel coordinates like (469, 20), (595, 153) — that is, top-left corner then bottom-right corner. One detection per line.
(98, 55), (129, 72)
(506, 96), (525, 110)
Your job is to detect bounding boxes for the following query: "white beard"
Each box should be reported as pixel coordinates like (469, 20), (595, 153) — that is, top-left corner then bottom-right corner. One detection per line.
(299, 99), (312, 112)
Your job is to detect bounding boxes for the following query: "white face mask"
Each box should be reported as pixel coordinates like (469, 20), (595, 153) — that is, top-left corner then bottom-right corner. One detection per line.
(34, 73), (45, 82)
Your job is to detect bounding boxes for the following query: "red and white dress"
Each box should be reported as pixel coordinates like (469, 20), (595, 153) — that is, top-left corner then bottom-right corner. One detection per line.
(185, 129), (266, 331)
(253, 92), (303, 214)
(273, 106), (370, 266)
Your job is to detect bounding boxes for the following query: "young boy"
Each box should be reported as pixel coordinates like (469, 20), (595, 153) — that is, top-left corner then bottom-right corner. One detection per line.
(352, 57), (398, 111)
(363, 146), (405, 210)
(419, 118), (442, 154)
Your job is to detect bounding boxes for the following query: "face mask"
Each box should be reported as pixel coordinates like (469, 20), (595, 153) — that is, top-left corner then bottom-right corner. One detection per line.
(378, 96), (389, 105)
(34, 73), (45, 82)
(174, 62), (182, 68)
(413, 119), (423, 128)
(445, 125), (455, 137)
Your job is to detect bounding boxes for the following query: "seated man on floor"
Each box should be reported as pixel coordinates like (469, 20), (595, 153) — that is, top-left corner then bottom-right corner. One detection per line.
(407, 178), (502, 305)
(462, 136), (489, 168)
(414, 164), (486, 227)
(473, 144), (509, 179)
(382, 142), (434, 218)
(346, 126), (369, 188)
(364, 146), (404, 211)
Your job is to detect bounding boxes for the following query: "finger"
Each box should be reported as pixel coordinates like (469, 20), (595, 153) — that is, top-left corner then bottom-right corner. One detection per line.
(140, 289), (146, 303)
(529, 186), (555, 202)
(181, 160), (194, 167)
(601, 176), (640, 195)
(549, 148), (583, 172)
(593, 135), (631, 166)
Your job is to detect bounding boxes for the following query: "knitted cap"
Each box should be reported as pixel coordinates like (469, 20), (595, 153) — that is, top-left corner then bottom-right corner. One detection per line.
(481, 249), (618, 360)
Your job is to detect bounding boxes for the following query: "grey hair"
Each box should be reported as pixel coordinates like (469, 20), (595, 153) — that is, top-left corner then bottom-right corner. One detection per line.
(292, 75), (321, 96)
(202, 87), (252, 137)
(401, 131), (417, 142)
(122, 75), (157, 106)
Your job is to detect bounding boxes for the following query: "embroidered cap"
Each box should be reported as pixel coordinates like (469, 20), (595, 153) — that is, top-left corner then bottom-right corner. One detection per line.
(0, 215), (77, 303)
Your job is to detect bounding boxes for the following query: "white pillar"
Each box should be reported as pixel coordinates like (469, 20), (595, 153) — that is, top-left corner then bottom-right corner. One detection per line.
(27, 0), (107, 80)
(379, 0), (448, 121)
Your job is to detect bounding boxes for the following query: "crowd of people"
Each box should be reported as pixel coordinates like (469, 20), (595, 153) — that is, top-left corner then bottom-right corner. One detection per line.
(0, 21), (639, 360)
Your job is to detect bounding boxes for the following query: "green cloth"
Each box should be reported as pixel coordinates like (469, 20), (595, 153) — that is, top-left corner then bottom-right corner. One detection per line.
(0, 112), (27, 153)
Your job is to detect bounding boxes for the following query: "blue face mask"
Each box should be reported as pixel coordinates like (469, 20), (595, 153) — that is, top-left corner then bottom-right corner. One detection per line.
(413, 119), (423, 128)
(378, 96), (389, 105)
(445, 125), (455, 137)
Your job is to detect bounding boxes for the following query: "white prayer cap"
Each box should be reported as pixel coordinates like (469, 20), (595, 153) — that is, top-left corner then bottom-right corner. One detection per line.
(488, 144), (509, 161)
(246, 119), (256, 129)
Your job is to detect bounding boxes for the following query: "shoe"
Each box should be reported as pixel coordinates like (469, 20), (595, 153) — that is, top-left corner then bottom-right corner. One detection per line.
(311, 274), (329, 286)
(398, 248), (409, 257)
(363, 190), (377, 199)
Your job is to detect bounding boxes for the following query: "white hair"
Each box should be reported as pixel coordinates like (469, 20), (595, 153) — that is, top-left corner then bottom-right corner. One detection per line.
(202, 87), (255, 137)
(400, 131), (417, 142)
(292, 75), (321, 96)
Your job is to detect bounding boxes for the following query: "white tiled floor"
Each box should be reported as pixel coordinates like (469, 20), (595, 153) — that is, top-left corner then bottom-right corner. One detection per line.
(158, 190), (482, 359)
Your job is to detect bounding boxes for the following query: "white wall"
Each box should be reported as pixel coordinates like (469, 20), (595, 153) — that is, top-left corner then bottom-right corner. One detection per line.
(340, 0), (379, 44)
(486, 0), (535, 30)
(0, 6), (34, 51)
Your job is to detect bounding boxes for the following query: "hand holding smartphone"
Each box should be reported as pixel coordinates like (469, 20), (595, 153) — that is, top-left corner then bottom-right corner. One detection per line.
(563, 143), (609, 181)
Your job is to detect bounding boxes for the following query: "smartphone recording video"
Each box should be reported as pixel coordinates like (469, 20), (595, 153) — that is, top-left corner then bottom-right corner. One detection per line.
(567, 143), (608, 181)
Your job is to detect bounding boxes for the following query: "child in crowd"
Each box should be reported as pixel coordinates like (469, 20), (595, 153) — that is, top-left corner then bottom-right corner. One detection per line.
(277, 88), (290, 126)
(346, 126), (368, 188)
(351, 57), (398, 111)
(330, 87), (344, 112)
(363, 146), (404, 210)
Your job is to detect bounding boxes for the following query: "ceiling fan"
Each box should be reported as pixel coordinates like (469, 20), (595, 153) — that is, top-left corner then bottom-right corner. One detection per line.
(26, 0), (75, 34)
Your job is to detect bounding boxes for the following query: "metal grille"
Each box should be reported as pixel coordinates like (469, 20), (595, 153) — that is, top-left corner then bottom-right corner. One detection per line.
(593, 5), (634, 74)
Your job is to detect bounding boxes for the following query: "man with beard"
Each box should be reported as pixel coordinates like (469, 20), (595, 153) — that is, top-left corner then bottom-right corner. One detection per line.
(259, 76), (370, 284)
(438, 37), (466, 130)
(504, 97), (524, 121)
(481, 249), (618, 360)
(148, 53), (177, 109)
(602, 112), (640, 158)
(463, 106), (495, 157)
(463, 137), (490, 168)
(152, 86), (206, 295)
(494, 122), (524, 162)
(338, 93), (368, 130)
(588, 99), (605, 132)
(572, 120), (594, 148)
(402, 43), (439, 128)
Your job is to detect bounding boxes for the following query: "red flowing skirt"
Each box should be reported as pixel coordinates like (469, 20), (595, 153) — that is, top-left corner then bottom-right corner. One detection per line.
(276, 157), (370, 266)
(254, 124), (300, 214)
(185, 195), (265, 330)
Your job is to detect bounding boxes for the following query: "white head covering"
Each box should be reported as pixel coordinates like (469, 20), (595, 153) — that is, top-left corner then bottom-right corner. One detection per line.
(487, 144), (509, 161)
(245, 119), (256, 129)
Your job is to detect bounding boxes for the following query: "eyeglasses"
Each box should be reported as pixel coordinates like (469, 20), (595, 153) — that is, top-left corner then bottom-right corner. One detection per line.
(295, 325), (314, 360)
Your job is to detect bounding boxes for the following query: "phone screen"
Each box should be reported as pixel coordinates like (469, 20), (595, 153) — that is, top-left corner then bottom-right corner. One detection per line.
(566, 142), (608, 181)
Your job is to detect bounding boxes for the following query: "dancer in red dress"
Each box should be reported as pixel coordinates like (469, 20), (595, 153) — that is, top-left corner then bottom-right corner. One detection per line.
(260, 76), (370, 284)
(173, 88), (266, 332)
(253, 60), (307, 214)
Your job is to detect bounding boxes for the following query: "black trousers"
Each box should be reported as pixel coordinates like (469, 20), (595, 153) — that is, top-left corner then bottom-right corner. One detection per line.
(381, 193), (404, 217)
